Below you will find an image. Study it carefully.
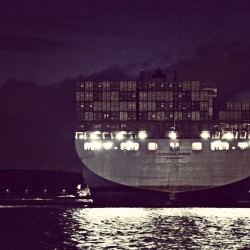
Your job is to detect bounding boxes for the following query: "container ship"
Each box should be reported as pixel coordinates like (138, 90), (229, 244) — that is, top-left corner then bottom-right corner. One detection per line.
(75, 69), (250, 206)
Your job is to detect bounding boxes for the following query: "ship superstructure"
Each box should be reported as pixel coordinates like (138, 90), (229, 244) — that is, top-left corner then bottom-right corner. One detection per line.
(75, 70), (250, 206)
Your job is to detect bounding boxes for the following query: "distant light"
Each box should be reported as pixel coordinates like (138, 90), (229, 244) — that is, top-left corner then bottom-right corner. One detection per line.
(169, 131), (177, 140)
(103, 141), (113, 150)
(6, 189), (10, 193)
(62, 189), (66, 193)
(44, 189), (47, 193)
(138, 131), (147, 140)
(201, 131), (210, 139)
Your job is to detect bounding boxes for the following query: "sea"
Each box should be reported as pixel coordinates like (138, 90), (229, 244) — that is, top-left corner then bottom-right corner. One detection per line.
(0, 206), (249, 250)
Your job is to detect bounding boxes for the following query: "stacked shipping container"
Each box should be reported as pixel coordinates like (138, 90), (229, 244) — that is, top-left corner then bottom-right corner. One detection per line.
(76, 80), (217, 123)
(219, 101), (250, 121)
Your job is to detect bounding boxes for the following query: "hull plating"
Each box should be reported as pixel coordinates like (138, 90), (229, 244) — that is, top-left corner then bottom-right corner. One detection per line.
(75, 139), (250, 194)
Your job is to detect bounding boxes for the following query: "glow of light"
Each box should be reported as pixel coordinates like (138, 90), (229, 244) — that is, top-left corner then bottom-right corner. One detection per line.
(192, 142), (202, 150)
(201, 131), (210, 139)
(121, 141), (139, 150)
(79, 134), (84, 139)
(90, 131), (101, 140)
(116, 131), (127, 140)
(238, 142), (248, 150)
(103, 141), (113, 150)
(169, 131), (177, 140)
(138, 131), (147, 139)
(91, 141), (102, 150)
(170, 141), (179, 149)
(222, 131), (234, 140)
(211, 140), (229, 150)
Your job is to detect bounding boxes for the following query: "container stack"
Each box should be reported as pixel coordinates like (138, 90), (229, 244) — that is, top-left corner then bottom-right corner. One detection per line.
(76, 80), (217, 124)
(76, 81), (137, 123)
(219, 101), (250, 121)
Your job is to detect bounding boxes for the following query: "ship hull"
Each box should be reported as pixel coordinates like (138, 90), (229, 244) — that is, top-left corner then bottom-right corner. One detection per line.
(80, 161), (250, 207)
(75, 138), (250, 207)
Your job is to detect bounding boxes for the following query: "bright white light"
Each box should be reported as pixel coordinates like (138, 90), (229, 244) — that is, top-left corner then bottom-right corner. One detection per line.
(116, 131), (127, 140)
(138, 131), (147, 139)
(192, 142), (202, 150)
(103, 141), (113, 150)
(170, 141), (179, 149)
(84, 141), (102, 150)
(169, 131), (177, 140)
(90, 131), (101, 140)
(238, 142), (248, 150)
(121, 141), (139, 150)
(222, 131), (234, 140)
(211, 140), (229, 150)
(201, 131), (210, 139)
(148, 142), (158, 150)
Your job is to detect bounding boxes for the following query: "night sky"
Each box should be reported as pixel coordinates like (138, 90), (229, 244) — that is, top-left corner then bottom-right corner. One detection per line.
(0, 0), (250, 171)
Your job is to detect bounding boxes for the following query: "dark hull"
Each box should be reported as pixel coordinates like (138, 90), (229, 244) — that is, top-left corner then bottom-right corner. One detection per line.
(83, 166), (250, 207)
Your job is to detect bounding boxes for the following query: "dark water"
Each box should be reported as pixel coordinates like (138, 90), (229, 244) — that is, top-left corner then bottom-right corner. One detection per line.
(0, 207), (249, 250)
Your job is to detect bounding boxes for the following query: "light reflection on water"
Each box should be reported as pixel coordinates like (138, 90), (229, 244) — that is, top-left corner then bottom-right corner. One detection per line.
(62, 208), (250, 249)
(0, 207), (250, 249)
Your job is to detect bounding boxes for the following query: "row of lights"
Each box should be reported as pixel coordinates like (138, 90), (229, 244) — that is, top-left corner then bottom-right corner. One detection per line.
(77, 130), (248, 141)
(3, 189), (67, 194)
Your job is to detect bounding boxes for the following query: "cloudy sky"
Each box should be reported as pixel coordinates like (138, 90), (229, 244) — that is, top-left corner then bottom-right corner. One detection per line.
(1, 0), (250, 171)
(0, 0), (250, 90)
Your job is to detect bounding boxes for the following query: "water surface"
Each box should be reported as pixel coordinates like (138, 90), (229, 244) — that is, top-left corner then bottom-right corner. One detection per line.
(0, 207), (249, 249)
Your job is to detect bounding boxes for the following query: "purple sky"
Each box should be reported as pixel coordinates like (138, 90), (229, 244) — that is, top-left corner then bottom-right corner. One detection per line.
(0, 0), (250, 90)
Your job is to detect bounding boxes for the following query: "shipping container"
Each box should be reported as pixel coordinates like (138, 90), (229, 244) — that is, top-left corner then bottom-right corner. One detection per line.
(219, 111), (227, 120)
(182, 111), (192, 120)
(103, 81), (111, 91)
(76, 91), (85, 101)
(157, 112), (165, 121)
(139, 92), (148, 101)
(148, 102), (156, 111)
(139, 102), (148, 111)
(148, 91), (157, 101)
(191, 111), (200, 121)
(165, 91), (173, 101)
(94, 102), (102, 111)
(174, 111), (182, 121)
(111, 102), (120, 111)
(191, 91), (200, 101)
(128, 112), (136, 120)
(110, 82), (120, 91)
(103, 102), (111, 111)
(85, 92), (93, 101)
(128, 81), (136, 91)
(242, 102), (250, 110)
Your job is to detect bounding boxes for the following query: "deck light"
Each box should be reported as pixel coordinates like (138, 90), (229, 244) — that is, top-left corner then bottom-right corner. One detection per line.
(169, 131), (177, 140)
(138, 131), (147, 139)
(201, 131), (210, 139)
